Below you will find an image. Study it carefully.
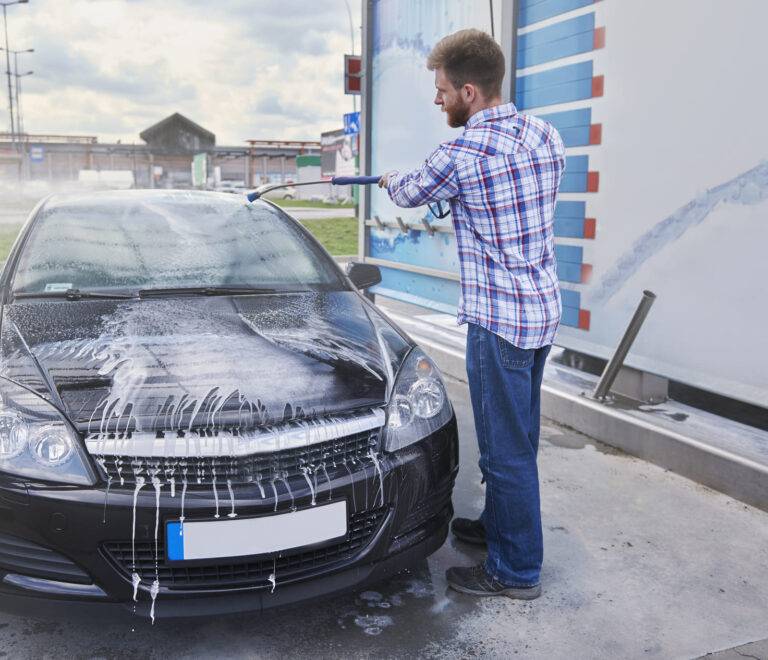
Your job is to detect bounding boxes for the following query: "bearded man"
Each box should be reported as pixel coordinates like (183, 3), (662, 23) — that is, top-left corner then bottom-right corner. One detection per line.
(379, 28), (566, 600)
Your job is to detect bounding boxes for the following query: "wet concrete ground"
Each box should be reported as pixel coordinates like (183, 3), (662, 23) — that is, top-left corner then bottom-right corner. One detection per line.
(1, 377), (767, 658)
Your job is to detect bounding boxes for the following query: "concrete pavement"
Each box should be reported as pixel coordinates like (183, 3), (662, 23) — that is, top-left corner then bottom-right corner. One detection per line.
(1, 377), (767, 658)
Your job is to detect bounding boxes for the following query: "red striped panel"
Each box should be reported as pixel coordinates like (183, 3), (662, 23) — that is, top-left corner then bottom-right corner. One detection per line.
(583, 218), (597, 239)
(591, 75), (604, 98)
(589, 123), (602, 145)
(593, 27), (606, 50)
(587, 172), (600, 192)
(580, 263), (593, 283)
(578, 309), (591, 330)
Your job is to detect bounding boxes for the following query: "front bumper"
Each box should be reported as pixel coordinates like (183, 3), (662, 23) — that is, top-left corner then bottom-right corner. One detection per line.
(0, 416), (458, 620)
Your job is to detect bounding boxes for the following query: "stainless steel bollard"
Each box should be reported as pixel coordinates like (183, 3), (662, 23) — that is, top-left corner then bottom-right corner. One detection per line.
(593, 290), (657, 400)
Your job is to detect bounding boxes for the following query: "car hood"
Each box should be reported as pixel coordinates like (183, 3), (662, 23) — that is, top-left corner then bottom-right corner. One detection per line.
(0, 292), (411, 434)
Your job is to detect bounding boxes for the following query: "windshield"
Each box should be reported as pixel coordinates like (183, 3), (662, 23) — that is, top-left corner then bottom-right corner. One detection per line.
(11, 192), (345, 295)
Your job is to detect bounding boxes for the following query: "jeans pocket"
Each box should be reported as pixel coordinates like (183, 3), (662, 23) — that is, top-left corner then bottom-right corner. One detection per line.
(496, 334), (534, 369)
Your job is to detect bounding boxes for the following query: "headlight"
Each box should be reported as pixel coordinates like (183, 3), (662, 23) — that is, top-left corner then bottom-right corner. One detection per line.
(382, 348), (452, 451)
(0, 377), (95, 485)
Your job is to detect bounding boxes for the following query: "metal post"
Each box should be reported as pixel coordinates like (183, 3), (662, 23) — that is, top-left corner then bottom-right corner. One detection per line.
(2, 5), (15, 142)
(12, 50), (18, 133)
(344, 0), (357, 114)
(499, 0), (520, 105)
(593, 290), (658, 400)
(358, 0), (374, 261)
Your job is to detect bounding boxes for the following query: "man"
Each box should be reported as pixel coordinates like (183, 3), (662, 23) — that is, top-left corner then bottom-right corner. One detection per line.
(379, 29), (565, 600)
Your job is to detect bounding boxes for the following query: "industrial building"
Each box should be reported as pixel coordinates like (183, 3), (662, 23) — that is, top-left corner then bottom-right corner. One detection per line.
(0, 112), (320, 189)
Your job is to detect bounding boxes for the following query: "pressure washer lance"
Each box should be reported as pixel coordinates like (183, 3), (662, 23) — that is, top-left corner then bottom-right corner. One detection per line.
(246, 175), (451, 219)
(246, 176), (381, 202)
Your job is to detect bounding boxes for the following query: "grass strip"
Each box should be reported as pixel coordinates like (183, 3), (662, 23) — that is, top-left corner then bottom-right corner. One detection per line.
(300, 217), (358, 256)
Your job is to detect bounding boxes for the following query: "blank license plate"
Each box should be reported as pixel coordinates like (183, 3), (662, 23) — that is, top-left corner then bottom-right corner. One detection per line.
(166, 500), (347, 561)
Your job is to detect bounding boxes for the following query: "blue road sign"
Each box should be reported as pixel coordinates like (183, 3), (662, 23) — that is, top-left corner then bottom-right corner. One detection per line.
(343, 111), (360, 135)
(29, 146), (45, 163)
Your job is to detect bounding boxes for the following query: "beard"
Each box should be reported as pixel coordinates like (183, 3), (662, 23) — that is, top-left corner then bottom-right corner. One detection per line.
(444, 98), (471, 128)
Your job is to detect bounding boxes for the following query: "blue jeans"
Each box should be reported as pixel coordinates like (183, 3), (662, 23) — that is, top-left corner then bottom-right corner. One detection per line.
(465, 323), (551, 587)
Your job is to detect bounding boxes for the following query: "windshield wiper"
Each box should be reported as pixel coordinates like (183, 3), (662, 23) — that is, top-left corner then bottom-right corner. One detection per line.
(138, 285), (280, 298)
(13, 288), (138, 301)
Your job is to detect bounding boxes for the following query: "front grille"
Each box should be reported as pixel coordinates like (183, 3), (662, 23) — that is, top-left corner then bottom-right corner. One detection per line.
(103, 506), (388, 590)
(97, 430), (378, 490)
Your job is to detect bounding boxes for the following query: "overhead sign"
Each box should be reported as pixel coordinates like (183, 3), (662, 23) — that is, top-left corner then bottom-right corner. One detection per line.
(29, 146), (44, 163)
(344, 54), (361, 94)
(343, 111), (360, 135)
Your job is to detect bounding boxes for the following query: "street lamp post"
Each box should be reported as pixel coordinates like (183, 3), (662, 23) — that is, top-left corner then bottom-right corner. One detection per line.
(2, 46), (32, 138)
(343, 0), (357, 114)
(1, 0), (29, 144)
(13, 66), (32, 137)
(7, 47), (33, 137)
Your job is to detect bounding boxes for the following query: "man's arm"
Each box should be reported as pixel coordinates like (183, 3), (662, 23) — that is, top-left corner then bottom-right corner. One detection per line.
(379, 145), (459, 208)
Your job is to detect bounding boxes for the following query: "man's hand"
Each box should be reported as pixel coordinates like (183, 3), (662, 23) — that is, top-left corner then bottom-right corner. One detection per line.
(378, 171), (395, 188)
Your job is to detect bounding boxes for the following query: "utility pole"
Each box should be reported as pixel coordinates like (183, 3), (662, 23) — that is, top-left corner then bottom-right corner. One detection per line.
(1, 0), (29, 147)
(2, 4), (15, 141)
(9, 48), (32, 136)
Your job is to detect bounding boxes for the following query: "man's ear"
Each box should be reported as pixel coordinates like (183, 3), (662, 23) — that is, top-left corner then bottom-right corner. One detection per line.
(463, 83), (477, 103)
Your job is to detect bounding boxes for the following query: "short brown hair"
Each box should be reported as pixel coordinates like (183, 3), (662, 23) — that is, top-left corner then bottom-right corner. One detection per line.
(427, 29), (505, 99)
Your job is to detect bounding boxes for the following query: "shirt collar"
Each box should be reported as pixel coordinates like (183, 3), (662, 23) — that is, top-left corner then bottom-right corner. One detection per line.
(465, 102), (518, 129)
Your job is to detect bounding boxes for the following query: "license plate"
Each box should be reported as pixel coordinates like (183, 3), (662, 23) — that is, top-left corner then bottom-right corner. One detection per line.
(166, 500), (348, 561)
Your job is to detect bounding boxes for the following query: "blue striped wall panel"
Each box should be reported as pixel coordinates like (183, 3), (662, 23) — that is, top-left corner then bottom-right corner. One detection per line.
(516, 61), (594, 109)
(517, 14), (595, 68)
(557, 261), (583, 283)
(555, 200), (586, 219)
(561, 289), (581, 309)
(540, 109), (593, 147)
(519, 0), (594, 28)
(555, 216), (587, 238)
(560, 156), (591, 192)
(516, 61), (593, 92)
(561, 305), (580, 327)
(560, 171), (588, 192)
(565, 155), (589, 172)
(555, 244), (584, 264)
(554, 200), (590, 237)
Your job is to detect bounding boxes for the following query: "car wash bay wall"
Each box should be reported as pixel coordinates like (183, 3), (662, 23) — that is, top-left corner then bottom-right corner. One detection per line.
(360, 0), (768, 408)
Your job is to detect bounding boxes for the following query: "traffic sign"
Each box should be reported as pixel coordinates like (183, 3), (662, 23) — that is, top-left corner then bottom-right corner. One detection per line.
(343, 111), (360, 135)
(29, 146), (44, 163)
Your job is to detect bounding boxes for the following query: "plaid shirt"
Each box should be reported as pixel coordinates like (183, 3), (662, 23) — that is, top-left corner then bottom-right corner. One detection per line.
(386, 102), (565, 349)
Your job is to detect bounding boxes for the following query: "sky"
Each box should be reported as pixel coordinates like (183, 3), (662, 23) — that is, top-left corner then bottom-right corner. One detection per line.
(3, 0), (362, 145)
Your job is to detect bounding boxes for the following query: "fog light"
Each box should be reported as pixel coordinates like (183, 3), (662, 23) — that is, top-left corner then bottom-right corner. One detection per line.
(409, 378), (445, 419)
(0, 412), (27, 459)
(30, 425), (73, 466)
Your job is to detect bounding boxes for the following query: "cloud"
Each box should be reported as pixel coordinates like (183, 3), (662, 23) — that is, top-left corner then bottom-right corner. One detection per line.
(6, 0), (361, 144)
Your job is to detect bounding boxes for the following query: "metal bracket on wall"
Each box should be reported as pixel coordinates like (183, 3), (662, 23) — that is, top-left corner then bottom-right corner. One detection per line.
(421, 218), (436, 236)
(395, 216), (409, 234)
(364, 218), (454, 234)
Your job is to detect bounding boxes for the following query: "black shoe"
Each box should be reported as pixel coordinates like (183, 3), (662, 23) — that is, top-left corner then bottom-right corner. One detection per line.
(446, 565), (542, 600)
(450, 517), (487, 546)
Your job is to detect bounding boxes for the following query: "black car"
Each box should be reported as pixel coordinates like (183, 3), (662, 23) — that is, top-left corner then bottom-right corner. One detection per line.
(0, 190), (458, 621)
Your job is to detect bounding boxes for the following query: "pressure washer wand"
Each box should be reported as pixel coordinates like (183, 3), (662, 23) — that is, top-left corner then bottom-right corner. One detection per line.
(246, 176), (381, 202)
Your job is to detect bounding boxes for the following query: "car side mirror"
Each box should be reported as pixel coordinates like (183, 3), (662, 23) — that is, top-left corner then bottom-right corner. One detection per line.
(346, 262), (381, 290)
